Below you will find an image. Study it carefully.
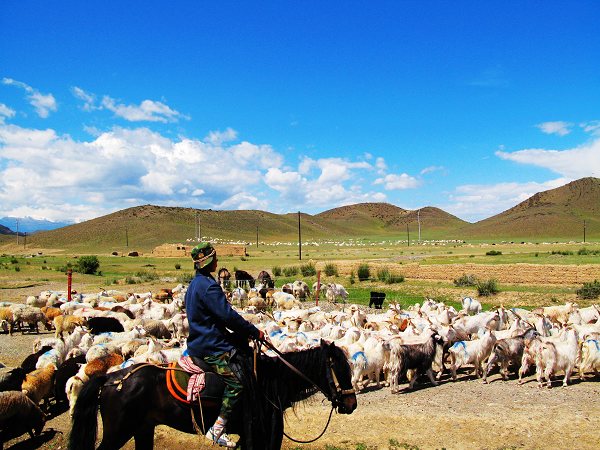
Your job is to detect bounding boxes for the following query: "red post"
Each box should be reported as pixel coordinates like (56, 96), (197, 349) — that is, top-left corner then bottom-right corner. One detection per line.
(67, 269), (72, 301)
(315, 270), (321, 306)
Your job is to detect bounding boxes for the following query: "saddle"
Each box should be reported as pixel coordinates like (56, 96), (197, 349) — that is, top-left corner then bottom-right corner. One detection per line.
(166, 357), (224, 405)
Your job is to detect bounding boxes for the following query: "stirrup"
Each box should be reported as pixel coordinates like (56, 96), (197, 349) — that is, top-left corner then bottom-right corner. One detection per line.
(205, 427), (237, 448)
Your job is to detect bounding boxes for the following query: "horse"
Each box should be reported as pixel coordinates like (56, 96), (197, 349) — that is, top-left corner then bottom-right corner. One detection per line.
(234, 270), (255, 289)
(68, 341), (356, 450)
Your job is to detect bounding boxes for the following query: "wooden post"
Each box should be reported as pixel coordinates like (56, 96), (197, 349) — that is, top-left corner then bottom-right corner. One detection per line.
(67, 269), (72, 302)
(298, 211), (302, 260)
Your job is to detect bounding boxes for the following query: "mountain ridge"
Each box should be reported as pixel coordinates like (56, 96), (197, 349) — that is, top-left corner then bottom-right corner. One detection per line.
(1, 177), (599, 251)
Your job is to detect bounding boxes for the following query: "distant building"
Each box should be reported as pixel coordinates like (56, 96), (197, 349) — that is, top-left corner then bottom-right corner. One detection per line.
(152, 243), (247, 257)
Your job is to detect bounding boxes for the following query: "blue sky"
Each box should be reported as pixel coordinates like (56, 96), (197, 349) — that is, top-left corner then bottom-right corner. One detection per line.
(1, 1), (600, 224)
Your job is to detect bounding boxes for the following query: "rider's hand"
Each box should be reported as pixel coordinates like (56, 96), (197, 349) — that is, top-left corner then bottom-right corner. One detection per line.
(258, 330), (265, 341)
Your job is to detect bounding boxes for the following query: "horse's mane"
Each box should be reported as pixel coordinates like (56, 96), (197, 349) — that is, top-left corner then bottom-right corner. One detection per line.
(257, 344), (343, 409)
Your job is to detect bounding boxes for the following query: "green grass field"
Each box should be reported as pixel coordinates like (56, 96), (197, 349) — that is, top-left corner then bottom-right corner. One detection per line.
(2, 240), (599, 308)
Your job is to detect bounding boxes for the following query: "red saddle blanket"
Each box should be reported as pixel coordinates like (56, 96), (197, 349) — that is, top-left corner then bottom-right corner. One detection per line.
(166, 356), (206, 404)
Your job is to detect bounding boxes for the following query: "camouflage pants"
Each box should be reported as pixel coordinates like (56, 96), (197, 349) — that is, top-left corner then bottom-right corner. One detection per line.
(202, 352), (243, 419)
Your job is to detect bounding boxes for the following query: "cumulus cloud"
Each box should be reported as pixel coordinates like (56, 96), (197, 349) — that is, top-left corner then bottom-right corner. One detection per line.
(496, 139), (600, 179)
(536, 121), (573, 136)
(0, 123), (282, 221)
(2, 78), (57, 118)
(374, 173), (420, 190)
(0, 103), (15, 123)
(444, 178), (571, 223)
(101, 96), (186, 123)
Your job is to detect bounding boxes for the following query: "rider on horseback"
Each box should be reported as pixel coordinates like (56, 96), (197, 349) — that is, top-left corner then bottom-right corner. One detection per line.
(185, 242), (265, 448)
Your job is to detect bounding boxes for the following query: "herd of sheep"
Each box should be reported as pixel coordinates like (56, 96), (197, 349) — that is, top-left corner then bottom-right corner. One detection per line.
(1, 277), (599, 447)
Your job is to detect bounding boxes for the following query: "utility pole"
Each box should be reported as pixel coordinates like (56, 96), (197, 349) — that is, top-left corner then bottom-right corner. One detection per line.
(23, 232), (26, 249)
(298, 211), (302, 260)
(584, 220), (586, 243)
(16, 219), (19, 245)
(195, 211), (198, 240)
(256, 225), (259, 248)
(417, 209), (421, 243)
(406, 223), (410, 246)
(125, 226), (129, 247)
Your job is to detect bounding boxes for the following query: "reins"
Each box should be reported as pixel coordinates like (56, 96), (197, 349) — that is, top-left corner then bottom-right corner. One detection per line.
(254, 338), (354, 444)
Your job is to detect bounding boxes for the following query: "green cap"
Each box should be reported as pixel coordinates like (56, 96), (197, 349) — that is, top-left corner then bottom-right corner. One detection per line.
(191, 242), (216, 268)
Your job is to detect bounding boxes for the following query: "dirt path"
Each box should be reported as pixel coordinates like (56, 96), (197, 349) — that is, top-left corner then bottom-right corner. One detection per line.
(2, 329), (599, 450)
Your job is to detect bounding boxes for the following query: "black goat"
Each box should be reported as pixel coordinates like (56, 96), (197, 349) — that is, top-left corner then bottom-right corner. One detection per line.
(87, 317), (124, 335)
(369, 291), (386, 309)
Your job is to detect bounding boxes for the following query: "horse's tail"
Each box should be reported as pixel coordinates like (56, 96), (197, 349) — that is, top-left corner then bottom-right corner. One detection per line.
(68, 374), (107, 450)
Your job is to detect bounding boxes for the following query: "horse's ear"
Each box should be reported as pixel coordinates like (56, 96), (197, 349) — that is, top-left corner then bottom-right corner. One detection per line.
(320, 338), (333, 348)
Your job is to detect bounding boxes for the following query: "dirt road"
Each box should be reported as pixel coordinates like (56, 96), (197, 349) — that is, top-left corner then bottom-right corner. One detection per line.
(1, 329), (599, 450)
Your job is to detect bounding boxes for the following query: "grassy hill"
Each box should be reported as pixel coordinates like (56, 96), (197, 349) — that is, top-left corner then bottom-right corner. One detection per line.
(3, 177), (600, 253)
(463, 177), (600, 241)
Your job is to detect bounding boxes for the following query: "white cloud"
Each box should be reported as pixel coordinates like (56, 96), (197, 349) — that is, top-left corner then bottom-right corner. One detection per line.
(375, 157), (387, 174)
(420, 165), (444, 175)
(374, 173), (420, 190)
(101, 96), (186, 123)
(496, 138), (600, 178)
(444, 178), (570, 223)
(0, 103), (16, 123)
(536, 121), (573, 136)
(205, 128), (237, 145)
(72, 86), (98, 111)
(580, 120), (600, 135)
(218, 192), (269, 210)
(2, 78), (57, 118)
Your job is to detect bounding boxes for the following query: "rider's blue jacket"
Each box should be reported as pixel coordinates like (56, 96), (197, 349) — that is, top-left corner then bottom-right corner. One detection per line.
(185, 272), (260, 358)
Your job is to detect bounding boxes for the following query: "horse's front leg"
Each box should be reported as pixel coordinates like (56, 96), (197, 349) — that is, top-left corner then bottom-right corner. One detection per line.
(134, 425), (155, 450)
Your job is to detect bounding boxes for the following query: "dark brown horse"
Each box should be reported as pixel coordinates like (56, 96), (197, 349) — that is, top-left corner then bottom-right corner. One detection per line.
(68, 341), (356, 450)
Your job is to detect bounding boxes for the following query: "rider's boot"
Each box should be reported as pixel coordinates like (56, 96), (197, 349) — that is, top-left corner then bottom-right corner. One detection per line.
(205, 416), (236, 448)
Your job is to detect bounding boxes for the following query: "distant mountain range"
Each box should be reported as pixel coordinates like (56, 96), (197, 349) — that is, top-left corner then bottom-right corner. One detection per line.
(1, 177), (598, 251)
(0, 217), (73, 234)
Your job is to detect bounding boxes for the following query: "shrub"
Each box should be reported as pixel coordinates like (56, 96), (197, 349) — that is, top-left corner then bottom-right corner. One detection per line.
(283, 266), (299, 277)
(357, 263), (370, 282)
(551, 250), (573, 256)
(324, 262), (338, 277)
(577, 279), (600, 299)
(14, 266), (20, 272)
(476, 278), (499, 296)
(272, 266), (282, 277)
(134, 270), (159, 282)
(485, 250), (502, 256)
(377, 268), (391, 282)
(76, 255), (100, 274)
(10, 257), (18, 264)
(578, 247), (600, 256)
(349, 272), (355, 285)
(177, 272), (195, 284)
(174, 263), (181, 270)
(453, 273), (478, 287)
(300, 262), (316, 277)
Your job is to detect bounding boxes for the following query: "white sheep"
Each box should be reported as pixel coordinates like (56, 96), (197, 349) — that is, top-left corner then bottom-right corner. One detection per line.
(536, 328), (579, 388)
(579, 339), (600, 379)
(449, 328), (497, 380)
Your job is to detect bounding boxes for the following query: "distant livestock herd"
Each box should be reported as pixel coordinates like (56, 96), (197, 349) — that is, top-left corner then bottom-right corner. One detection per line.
(1, 270), (599, 447)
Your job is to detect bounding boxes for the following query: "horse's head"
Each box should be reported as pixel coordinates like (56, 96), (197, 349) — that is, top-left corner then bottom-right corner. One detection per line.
(320, 340), (357, 414)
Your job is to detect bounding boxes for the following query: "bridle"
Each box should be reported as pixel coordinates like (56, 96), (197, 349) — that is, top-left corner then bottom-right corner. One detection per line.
(256, 338), (355, 443)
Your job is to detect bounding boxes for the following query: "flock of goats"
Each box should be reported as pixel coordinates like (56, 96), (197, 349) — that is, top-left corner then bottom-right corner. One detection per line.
(1, 271), (600, 447)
